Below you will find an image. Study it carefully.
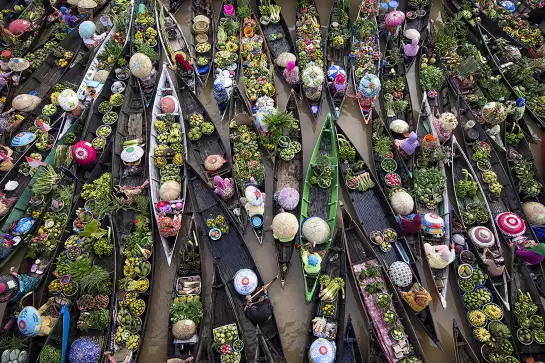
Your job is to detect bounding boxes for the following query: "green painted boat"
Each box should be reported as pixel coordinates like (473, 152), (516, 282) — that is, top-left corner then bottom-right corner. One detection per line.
(299, 113), (339, 303)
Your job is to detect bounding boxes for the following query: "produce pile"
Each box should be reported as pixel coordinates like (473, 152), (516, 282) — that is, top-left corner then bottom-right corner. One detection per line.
(239, 5), (276, 113)
(351, 15), (379, 92)
(383, 77), (409, 119)
(512, 158), (543, 199)
(455, 251), (519, 362)
(513, 290), (545, 346)
(470, 142), (502, 200)
(356, 262), (422, 362)
(212, 323), (243, 363)
(229, 122), (265, 189)
(311, 273), (344, 340)
(187, 112), (215, 142)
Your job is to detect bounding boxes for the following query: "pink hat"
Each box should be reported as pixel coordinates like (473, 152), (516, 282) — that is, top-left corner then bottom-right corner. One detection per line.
(286, 60), (295, 72)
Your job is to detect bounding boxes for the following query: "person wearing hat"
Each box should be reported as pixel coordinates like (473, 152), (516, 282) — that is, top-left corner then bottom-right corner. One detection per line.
(59, 6), (78, 26)
(424, 242), (455, 269)
(79, 20), (106, 49)
(174, 53), (193, 75)
(244, 278), (276, 325)
(283, 60), (300, 85)
(301, 248), (322, 275)
(511, 239), (545, 265)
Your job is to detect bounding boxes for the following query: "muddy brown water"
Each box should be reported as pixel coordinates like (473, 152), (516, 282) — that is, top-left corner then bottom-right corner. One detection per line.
(2, 0), (543, 362)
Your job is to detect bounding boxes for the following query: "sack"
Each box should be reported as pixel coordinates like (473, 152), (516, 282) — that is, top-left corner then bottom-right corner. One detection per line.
(401, 282), (431, 312)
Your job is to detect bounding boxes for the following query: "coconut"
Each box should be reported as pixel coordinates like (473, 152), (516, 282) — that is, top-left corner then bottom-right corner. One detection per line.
(302, 217), (330, 245)
(160, 181), (181, 201)
(172, 320), (196, 340)
(522, 201), (545, 225)
(271, 213), (299, 242)
(389, 119), (410, 134)
(389, 188), (414, 216)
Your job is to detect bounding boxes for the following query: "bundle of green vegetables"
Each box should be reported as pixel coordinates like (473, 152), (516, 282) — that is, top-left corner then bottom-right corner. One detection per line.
(318, 275), (345, 302)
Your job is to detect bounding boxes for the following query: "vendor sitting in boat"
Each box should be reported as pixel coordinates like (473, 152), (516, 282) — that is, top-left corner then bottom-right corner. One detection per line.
(244, 280), (276, 325)
(240, 178), (265, 219)
(511, 239), (545, 266)
(424, 243), (455, 269)
(301, 248), (322, 275)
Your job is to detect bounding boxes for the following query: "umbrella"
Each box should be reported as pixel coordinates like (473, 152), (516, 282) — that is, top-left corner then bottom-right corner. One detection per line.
(233, 269), (258, 295)
(276, 187), (300, 211)
(8, 19), (31, 36)
(8, 58), (29, 72)
(78, 20), (95, 39)
(308, 338), (335, 363)
(327, 65), (345, 81)
(385, 10), (405, 27)
(500, 0), (516, 12)
(161, 95), (178, 113)
(495, 212), (526, 237)
(121, 146), (144, 163)
(129, 53), (152, 79)
(302, 217), (330, 245)
(244, 185), (264, 207)
(468, 226), (495, 248)
(17, 306), (41, 336)
(0, 274), (20, 302)
(12, 94), (41, 112)
(10, 132), (36, 147)
(275, 52), (296, 68)
(358, 74), (381, 98)
(271, 212), (299, 242)
(404, 29), (420, 40)
(72, 141), (97, 166)
(58, 89), (79, 111)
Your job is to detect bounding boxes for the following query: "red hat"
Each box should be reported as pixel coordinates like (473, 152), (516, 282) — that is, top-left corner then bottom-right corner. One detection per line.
(1, 50), (12, 60)
(72, 141), (97, 166)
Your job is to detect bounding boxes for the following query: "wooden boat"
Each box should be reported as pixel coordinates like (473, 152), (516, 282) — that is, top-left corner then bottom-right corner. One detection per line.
(340, 315), (364, 363)
(295, 0), (324, 121)
(239, 9), (277, 114)
(131, 0), (161, 107)
(457, 93), (545, 298)
(227, 86), (266, 243)
(324, 0), (351, 120)
(156, 0), (196, 92)
(341, 206), (429, 362)
(508, 262), (545, 362)
(450, 218), (519, 363)
(476, 23), (545, 130)
(212, 0), (241, 118)
(299, 113), (339, 303)
(351, 3), (381, 124)
(303, 217), (346, 363)
(167, 214), (204, 360)
(24, 146), (117, 362)
(452, 320), (480, 363)
(190, 0), (214, 85)
(450, 136), (511, 309)
(336, 125), (443, 350)
(256, 0), (297, 88)
(412, 96), (452, 308)
(149, 64), (188, 266)
(175, 73), (245, 232)
(107, 73), (154, 362)
(401, 0), (431, 72)
(186, 161), (287, 362)
(273, 91), (303, 287)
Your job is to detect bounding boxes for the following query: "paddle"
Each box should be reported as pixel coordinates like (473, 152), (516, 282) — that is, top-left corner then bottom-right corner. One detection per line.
(249, 274), (279, 301)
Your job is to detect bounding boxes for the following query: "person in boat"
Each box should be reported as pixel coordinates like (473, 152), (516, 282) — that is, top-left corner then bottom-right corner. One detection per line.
(79, 20), (107, 50)
(174, 53), (194, 75)
(59, 6), (78, 26)
(301, 248), (322, 275)
(244, 279), (276, 325)
(328, 73), (346, 98)
(283, 60), (300, 85)
(511, 239), (545, 265)
(240, 178), (265, 219)
(394, 131), (419, 159)
(424, 242), (455, 269)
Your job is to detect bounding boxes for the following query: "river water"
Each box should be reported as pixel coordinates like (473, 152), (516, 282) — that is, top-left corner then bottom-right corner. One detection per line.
(1, 0), (539, 362)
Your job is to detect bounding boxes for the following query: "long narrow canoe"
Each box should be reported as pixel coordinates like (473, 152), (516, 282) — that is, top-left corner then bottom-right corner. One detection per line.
(176, 74), (245, 233)
(413, 96), (451, 308)
(453, 320), (480, 363)
(273, 91), (303, 287)
(149, 64), (188, 265)
(336, 124), (443, 349)
(190, 0), (214, 85)
(303, 217), (346, 362)
(186, 162), (287, 362)
(167, 215), (204, 360)
(324, 0), (351, 120)
(156, 0), (196, 92)
(450, 136), (510, 310)
(342, 206), (429, 362)
(340, 315), (364, 363)
(299, 113), (339, 303)
(401, 0), (431, 72)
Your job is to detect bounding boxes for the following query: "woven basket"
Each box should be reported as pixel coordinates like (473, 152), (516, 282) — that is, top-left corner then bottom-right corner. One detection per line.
(193, 15), (210, 24)
(193, 21), (209, 34)
(196, 33), (208, 43)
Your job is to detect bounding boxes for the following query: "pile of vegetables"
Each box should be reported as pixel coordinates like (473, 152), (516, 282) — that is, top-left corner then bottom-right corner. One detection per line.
(212, 323), (242, 362)
(514, 289), (544, 346)
(512, 158), (542, 199)
(229, 122), (265, 188)
(414, 167), (445, 209)
(318, 274), (345, 302)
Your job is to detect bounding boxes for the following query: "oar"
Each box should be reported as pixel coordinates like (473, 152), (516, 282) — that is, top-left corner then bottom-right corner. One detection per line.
(250, 274), (279, 300)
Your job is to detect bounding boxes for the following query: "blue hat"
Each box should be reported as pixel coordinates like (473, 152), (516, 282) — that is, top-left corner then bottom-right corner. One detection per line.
(516, 97), (525, 107)
(60, 6), (67, 14)
(78, 21), (95, 39)
(308, 254), (319, 266)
